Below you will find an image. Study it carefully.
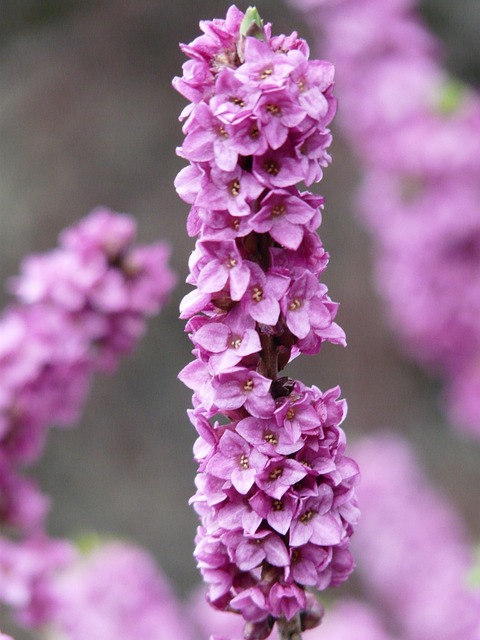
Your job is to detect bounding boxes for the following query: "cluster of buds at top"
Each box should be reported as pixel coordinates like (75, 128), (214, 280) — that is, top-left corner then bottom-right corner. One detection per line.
(175, 6), (359, 639)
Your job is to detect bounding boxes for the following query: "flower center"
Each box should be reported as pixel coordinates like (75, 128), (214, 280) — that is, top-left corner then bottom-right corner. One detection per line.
(252, 286), (263, 303)
(230, 337), (242, 349)
(260, 67), (273, 80)
(300, 509), (315, 523)
(264, 160), (279, 176)
(269, 467), (282, 480)
(288, 298), (301, 311)
(272, 499), (283, 511)
(266, 103), (281, 116)
(271, 204), (285, 218)
(250, 125), (260, 139)
(243, 379), (254, 392)
(229, 179), (241, 197)
(286, 408), (295, 420)
(226, 255), (237, 268)
(216, 125), (229, 138)
(239, 454), (250, 469)
(230, 96), (245, 107)
(264, 432), (278, 445)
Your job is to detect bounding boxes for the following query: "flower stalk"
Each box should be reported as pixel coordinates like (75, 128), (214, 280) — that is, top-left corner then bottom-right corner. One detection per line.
(277, 614), (302, 640)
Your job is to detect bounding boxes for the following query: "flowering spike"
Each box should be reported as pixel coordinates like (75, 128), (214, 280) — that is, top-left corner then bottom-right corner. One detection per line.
(0, 209), (177, 632)
(175, 7), (359, 638)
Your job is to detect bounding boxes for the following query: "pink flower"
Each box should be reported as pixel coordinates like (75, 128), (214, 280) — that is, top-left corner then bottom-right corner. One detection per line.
(209, 68), (261, 125)
(250, 189), (319, 250)
(229, 587), (269, 623)
(250, 490), (298, 536)
(195, 166), (264, 218)
(237, 38), (294, 90)
(236, 416), (304, 456)
(192, 313), (261, 374)
(193, 241), (251, 301)
(289, 486), (343, 547)
(241, 263), (290, 325)
(180, 103), (239, 172)
(206, 430), (268, 494)
(228, 530), (290, 572)
(253, 146), (306, 188)
(267, 582), (306, 620)
(212, 368), (275, 418)
(255, 458), (308, 499)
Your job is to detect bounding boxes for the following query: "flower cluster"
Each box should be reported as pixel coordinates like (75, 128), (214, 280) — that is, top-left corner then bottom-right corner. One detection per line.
(351, 433), (480, 640)
(0, 207), (175, 535)
(290, 0), (480, 435)
(40, 540), (193, 640)
(0, 535), (74, 629)
(0, 208), (176, 635)
(175, 6), (359, 638)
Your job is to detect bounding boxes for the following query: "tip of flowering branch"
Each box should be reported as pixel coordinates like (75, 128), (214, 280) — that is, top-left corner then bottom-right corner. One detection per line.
(74, 532), (104, 554)
(240, 7), (265, 42)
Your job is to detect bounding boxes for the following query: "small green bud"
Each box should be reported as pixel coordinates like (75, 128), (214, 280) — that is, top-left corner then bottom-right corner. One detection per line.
(74, 532), (104, 555)
(467, 545), (480, 588)
(437, 78), (465, 115)
(240, 7), (265, 41)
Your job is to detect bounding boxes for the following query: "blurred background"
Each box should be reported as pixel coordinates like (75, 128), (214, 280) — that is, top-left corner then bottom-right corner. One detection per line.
(0, 0), (479, 635)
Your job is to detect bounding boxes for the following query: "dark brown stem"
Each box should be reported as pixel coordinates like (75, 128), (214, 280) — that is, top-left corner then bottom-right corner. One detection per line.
(258, 331), (278, 380)
(243, 231), (271, 270)
(257, 232), (271, 271)
(277, 614), (302, 640)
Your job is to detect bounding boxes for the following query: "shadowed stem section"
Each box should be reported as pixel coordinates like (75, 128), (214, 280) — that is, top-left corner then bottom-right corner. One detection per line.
(277, 614), (302, 640)
(258, 331), (278, 380)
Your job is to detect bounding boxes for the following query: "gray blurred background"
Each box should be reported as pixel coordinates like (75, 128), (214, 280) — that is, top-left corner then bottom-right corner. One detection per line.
(0, 0), (479, 635)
